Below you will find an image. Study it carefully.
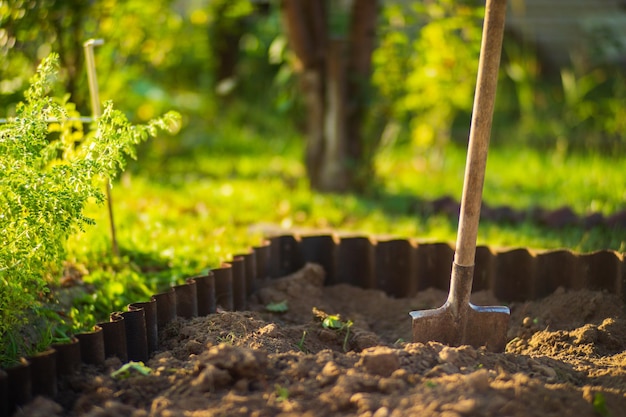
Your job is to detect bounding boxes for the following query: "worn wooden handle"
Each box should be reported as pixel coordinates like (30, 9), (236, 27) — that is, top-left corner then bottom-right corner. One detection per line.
(454, 0), (507, 267)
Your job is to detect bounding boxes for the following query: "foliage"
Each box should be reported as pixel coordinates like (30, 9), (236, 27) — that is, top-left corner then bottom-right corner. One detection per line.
(0, 54), (179, 365)
(0, 0), (93, 108)
(110, 361), (153, 379)
(1, 0), (184, 117)
(314, 307), (354, 352)
(592, 392), (609, 417)
(265, 300), (288, 313)
(496, 39), (626, 152)
(0, 0), (277, 129)
(374, 1), (626, 155)
(4, 0), (626, 158)
(373, 0), (484, 150)
(297, 331), (308, 352)
(274, 384), (290, 402)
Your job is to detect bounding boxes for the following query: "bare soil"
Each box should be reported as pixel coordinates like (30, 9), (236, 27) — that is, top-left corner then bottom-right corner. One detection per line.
(17, 263), (626, 417)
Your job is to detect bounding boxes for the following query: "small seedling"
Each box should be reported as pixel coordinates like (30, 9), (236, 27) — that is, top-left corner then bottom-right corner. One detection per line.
(296, 330), (308, 352)
(313, 307), (353, 351)
(266, 300), (288, 313)
(593, 392), (610, 417)
(110, 361), (152, 379)
(425, 380), (438, 389)
(322, 315), (345, 330)
(274, 384), (289, 402)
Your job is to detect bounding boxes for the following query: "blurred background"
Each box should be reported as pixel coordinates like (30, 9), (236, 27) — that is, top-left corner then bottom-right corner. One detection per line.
(2, 0), (625, 184)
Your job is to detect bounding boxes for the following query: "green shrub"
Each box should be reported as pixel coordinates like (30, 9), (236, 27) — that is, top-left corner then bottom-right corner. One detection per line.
(0, 54), (179, 366)
(373, 0), (483, 150)
(374, 1), (626, 154)
(496, 38), (626, 153)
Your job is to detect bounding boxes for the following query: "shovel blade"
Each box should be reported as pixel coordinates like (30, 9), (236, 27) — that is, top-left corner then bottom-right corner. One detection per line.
(410, 302), (510, 352)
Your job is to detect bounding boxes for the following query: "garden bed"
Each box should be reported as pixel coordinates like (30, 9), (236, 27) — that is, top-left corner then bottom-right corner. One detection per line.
(5, 235), (626, 416)
(13, 269), (626, 416)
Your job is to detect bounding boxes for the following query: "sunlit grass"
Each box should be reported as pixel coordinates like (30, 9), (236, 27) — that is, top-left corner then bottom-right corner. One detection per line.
(71, 131), (626, 275)
(376, 143), (626, 216)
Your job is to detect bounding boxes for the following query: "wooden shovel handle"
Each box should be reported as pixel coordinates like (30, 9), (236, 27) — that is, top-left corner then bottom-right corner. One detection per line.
(454, 0), (507, 267)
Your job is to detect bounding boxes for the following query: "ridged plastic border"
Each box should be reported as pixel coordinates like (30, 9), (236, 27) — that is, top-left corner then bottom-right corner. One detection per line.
(1, 233), (624, 416)
(425, 195), (626, 229)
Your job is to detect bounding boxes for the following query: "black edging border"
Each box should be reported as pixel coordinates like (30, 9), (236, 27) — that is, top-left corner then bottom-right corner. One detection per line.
(424, 195), (626, 230)
(1, 233), (624, 416)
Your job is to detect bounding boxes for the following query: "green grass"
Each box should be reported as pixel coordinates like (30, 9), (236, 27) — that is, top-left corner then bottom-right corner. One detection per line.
(63, 104), (625, 329)
(377, 144), (626, 216)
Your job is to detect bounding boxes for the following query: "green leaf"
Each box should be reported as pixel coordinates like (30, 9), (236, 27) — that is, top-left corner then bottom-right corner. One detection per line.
(425, 380), (438, 389)
(274, 384), (289, 402)
(322, 315), (344, 330)
(265, 300), (288, 313)
(593, 392), (609, 417)
(110, 361), (152, 379)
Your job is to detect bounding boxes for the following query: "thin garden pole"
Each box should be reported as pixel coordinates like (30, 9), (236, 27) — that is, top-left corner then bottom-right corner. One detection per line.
(84, 39), (119, 257)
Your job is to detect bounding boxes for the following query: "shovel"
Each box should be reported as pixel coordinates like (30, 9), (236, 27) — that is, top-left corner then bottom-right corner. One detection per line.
(410, 0), (510, 352)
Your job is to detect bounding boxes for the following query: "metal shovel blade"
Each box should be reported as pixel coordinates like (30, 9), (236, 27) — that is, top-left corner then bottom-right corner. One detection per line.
(410, 264), (510, 352)
(410, 303), (510, 352)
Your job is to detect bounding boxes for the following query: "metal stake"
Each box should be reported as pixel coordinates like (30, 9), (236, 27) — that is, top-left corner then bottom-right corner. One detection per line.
(84, 39), (119, 257)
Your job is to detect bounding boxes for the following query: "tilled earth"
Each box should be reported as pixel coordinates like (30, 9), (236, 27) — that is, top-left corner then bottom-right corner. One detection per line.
(17, 263), (626, 417)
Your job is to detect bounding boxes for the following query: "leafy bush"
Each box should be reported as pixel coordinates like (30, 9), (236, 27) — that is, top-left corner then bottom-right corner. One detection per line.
(373, 0), (483, 150)
(374, 1), (626, 154)
(497, 45), (626, 152)
(0, 54), (179, 365)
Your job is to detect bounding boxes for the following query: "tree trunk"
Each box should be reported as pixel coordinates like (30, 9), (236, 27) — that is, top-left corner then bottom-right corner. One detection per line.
(210, 3), (246, 86)
(301, 70), (326, 189)
(281, 0), (378, 192)
(319, 39), (349, 190)
(346, 0), (378, 190)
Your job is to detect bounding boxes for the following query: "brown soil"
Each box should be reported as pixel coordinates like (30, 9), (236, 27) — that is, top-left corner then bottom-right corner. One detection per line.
(17, 263), (626, 417)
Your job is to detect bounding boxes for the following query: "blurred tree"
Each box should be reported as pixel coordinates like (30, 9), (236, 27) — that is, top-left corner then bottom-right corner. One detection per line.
(0, 0), (186, 118)
(0, 0), (92, 113)
(1, 1), (276, 134)
(372, 0), (483, 152)
(280, 0), (378, 192)
(207, 0), (254, 87)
